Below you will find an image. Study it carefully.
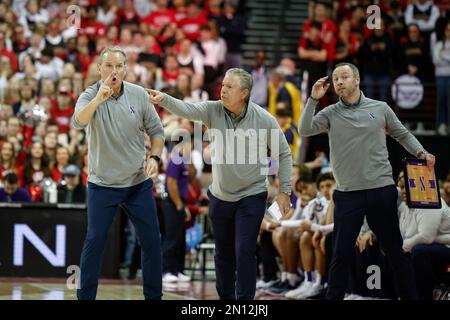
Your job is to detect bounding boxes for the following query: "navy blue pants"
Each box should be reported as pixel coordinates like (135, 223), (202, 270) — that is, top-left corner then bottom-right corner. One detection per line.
(325, 184), (418, 300)
(77, 180), (162, 300)
(208, 190), (267, 300)
(411, 243), (450, 300)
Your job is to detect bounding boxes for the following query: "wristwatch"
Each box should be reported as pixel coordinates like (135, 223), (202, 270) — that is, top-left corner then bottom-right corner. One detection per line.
(281, 190), (292, 197)
(149, 155), (161, 163)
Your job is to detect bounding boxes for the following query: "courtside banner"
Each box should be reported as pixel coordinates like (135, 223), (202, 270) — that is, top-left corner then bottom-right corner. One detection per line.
(0, 204), (121, 278)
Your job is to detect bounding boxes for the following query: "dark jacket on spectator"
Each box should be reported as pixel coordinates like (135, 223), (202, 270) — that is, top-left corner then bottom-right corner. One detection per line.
(57, 183), (87, 204)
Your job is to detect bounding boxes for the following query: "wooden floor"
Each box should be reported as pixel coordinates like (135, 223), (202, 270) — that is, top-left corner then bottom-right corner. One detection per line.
(0, 277), (221, 300)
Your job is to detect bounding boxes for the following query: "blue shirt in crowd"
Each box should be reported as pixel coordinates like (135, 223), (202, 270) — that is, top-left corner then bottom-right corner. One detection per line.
(0, 188), (32, 203)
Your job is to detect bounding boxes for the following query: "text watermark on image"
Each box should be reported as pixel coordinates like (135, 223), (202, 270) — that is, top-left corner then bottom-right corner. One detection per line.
(366, 5), (381, 30)
(66, 265), (80, 290)
(66, 5), (81, 30)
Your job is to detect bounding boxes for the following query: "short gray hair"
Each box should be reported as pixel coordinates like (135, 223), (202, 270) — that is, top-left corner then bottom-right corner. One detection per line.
(98, 46), (127, 65)
(333, 62), (360, 78)
(225, 68), (253, 102)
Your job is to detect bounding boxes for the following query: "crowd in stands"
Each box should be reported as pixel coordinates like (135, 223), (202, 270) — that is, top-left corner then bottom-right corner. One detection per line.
(0, 0), (449, 299)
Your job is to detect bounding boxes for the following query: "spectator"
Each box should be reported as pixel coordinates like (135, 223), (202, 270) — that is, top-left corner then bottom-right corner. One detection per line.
(178, 0), (207, 42)
(268, 67), (301, 126)
(279, 58), (300, 87)
(386, 0), (408, 46)
(185, 163), (208, 229)
(35, 47), (64, 81)
(397, 173), (450, 300)
(6, 116), (23, 143)
(43, 131), (58, 168)
(78, 5), (107, 42)
(176, 38), (204, 78)
(134, 0), (157, 19)
(303, 1), (337, 46)
(21, 141), (51, 193)
(0, 32), (19, 73)
(348, 4), (366, 43)
(187, 73), (209, 103)
(18, 32), (45, 71)
(162, 138), (192, 284)
(217, 0), (246, 69)
(141, 0), (176, 36)
(172, 0), (188, 24)
(207, 0), (223, 18)
(162, 53), (180, 87)
(51, 84), (75, 134)
(0, 172), (31, 203)
(0, 141), (17, 180)
(275, 105), (299, 162)
(97, 0), (119, 26)
(45, 19), (65, 57)
(433, 21), (450, 136)
(79, 146), (89, 186)
(334, 19), (359, 66)
(405, 0), (440, 41)
(360, 19), (393, 102)
(298, 21), (329, 95)
(57, 164), (87, 204)
(248, 50), (269, 108)
(51, 145), (71, 183)
(12, 24), (29, 55)
(198, 24), (224, 98)
(399, 24), (428, 80)
(175, 73), (192, 100)
(17, 0), (49, 38)
(117, 0), (141, 30)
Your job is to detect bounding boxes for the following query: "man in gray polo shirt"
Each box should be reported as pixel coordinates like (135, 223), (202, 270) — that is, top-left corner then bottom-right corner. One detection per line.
(299, 62), (436, 300)
(72, 46), (165, 300)
(146, 68), (293, 300)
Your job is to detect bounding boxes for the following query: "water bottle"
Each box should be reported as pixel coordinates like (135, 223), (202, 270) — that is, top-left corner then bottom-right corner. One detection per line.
(41, 178), (57, 203)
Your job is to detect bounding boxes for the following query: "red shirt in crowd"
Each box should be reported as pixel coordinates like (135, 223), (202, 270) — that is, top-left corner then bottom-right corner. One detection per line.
(178, 14), (208, 42)
(51, 167), (63, 184)
(162, 68), (180, 86)
(50, 105), (75, 134)
(1, 48), (19, 72)
(171, 7), (187, 23)
(303, 19), (337, 43)
(141, 9), (176, 29)
(185, 181), (202, 229)
(78, 20), (107, 40)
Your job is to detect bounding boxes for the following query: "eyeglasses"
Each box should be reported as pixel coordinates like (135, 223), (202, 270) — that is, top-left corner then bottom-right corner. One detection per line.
(58, 91), (69, 96)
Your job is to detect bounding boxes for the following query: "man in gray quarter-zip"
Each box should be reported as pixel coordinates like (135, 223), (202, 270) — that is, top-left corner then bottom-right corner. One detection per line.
(72, 46), (165, 300)
(146, 68), (293, 300)
(299, 62), (436, 300)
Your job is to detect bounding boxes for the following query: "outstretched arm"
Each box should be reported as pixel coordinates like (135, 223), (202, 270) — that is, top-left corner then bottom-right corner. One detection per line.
(145, 88), (213, 127)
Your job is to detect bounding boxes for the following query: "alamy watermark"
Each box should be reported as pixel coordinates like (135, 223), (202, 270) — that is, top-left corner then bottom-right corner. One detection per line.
(66, 264), (80, 290)
(66, 5), (81, 30)
(366, 264), (381, 290)
(366, 5), (381, 30)
(169, 122), (281, 176)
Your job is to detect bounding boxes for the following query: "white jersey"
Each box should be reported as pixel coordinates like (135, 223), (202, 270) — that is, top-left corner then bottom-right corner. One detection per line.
(303, 196), (329, 224)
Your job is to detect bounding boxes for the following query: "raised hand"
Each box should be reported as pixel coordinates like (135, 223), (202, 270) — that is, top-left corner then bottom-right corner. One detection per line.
(96, 73), (115, 102)
(311, 76), (330, 100)
(144, 88), (165, 105)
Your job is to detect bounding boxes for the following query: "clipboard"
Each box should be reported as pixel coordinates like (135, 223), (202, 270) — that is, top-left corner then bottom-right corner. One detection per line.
(402, 158), (441, 209)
